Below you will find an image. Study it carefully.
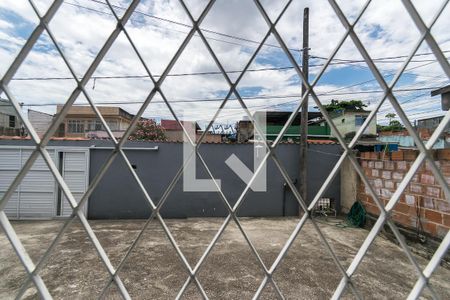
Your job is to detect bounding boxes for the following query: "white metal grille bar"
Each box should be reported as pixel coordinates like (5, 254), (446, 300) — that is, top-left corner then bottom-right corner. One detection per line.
(98, 0), (304, 298)
(329, 0), (450, 202)
(14, 31), (206, 300)
(408, 230), (450, 299)
(252, 1), (449, 298)
(248, 0), (379, 297)
(39, 0), (143, 147)
(171, 3), (289, 298)
(173, 0), (373, 298)
(0, 0), (62, 89)
(7, 0), (214, 298)
(179, 0), (358, 296)
(309, 4), (449, 280)
(0, 212), (52, 299)
(326, 0), (450, 298)
(0, 0), (146, 298)
(163, 1), (298, 297)
(26, 0), (120, 145)
(401, 0), (450, 78)
(0, 0), (448, 299)
(93, 1), (222, 298)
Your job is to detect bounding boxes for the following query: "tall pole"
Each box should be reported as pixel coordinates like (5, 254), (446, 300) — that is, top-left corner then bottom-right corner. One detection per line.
(299, 7), (309, 207)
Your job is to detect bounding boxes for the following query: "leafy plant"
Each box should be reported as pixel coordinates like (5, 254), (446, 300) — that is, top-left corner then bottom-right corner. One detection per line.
(129, 119), (167, 141)
(385, 113), (396, 123)
(321, 99), (367, 112)
(378, 120), (405, 132)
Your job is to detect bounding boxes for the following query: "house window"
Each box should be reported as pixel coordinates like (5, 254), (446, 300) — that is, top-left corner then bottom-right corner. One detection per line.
(67, 120), (84, 133)
(106, 119), (118, 131)
(355, 115), (366, 126)
(8, 115), (15, 128)
(87, 119), (103, 131)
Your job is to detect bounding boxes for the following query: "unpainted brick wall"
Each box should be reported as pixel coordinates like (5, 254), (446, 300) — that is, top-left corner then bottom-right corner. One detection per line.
(358, 149), (450, 240)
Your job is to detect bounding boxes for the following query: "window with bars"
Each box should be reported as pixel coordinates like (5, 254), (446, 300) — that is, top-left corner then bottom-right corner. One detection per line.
(106, 119), (118, 131)
(8, 115), (15, 128)
(67, 119), (84, 133)
(355, 115), (367, 126)
(87, 119), (103, 131)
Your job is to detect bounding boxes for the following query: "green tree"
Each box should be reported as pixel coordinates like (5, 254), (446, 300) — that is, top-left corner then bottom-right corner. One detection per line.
(321, 99), (367, 112)
(377, 113), (405, 131)
(385, 113), (396, 123)
(129, 119), (167, 141)
(378, 119), (404, 132)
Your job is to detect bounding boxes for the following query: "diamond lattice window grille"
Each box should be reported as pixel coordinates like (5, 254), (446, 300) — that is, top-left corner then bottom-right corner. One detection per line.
(0, 0), (448, 299)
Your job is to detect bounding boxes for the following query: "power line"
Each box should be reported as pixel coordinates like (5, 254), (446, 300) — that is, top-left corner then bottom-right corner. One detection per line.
(215, 96), (446, 123)
(67, 0), (450, 64)
(407, 109), (444, 118)
(312, 50), (450, 63)
(377, 74), (447, 114)
(247, 75), (447, 118)
(65, 0), (302, 53)
(5, 59), (446, 109)
(8, 0), (447, 82)
(310, 59), (448, 108)
(5, 0), (448, 120)
(1, 86), (441, 107)
(2, 90), (441, 123)
(11, 66), (295, 81)
(10, 56), (449, 81)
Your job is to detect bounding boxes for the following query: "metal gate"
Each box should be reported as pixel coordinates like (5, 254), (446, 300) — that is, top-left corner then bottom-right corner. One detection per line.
(0, 147), (88, 219)
(0, 0), (449, 299)
(0, 147), (57, 218)
(58, 149), (89, 217)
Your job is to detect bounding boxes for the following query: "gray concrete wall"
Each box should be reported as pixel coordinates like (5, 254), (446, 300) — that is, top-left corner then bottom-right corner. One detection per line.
(88, 142), (342, 219)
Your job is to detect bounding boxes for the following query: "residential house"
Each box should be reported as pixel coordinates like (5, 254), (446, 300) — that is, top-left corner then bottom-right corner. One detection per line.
(431, 84), (450, 111)
(377, 130), (414, 148)
(330, 109), (376, 138)
(28, 109), (53, 137)
(161, 119), (199, 142)
(377, 116), (449, 149)
(415, 115), (449, 148)
(416, 115), (449, 132)
(197, 130), (223, 143)
(376, 85), (450, 149)
(0, 98), (23, 136)
(237, 111), (330, 142)
(55, 105), (133, 138)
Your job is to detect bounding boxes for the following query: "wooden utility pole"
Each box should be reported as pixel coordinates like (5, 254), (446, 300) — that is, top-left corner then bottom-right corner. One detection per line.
(299, 7), (309, 204)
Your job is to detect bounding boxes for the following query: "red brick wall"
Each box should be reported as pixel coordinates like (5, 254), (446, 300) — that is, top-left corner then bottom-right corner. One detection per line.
(358, 149), (450, 239)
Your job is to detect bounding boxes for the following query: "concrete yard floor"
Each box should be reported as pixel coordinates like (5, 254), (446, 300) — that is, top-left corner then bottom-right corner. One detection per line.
(0, 218), (449, 299)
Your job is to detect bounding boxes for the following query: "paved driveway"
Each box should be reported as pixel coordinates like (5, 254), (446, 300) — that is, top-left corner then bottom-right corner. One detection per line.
(0, 218), (449, 299)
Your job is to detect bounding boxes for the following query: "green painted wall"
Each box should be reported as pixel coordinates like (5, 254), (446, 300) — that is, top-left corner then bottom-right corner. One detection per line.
(265, 124), (331, 140)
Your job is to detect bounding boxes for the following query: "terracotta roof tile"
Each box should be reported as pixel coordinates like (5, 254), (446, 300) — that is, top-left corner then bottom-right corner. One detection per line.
(0, 136), (338, 145)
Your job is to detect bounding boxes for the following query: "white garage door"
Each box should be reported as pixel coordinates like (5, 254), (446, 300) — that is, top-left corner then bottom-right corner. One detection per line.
(0, 147), (89, 219)
(59, 150), (89, 217)
(0, 148), (22, 218)
(20, 149), (57, 218)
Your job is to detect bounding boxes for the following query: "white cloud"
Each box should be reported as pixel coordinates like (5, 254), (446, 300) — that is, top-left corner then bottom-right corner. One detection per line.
(0, 19), (13, 30)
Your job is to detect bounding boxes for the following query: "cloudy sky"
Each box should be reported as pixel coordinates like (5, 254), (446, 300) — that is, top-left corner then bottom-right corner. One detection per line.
(0, 0), (449, 130)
